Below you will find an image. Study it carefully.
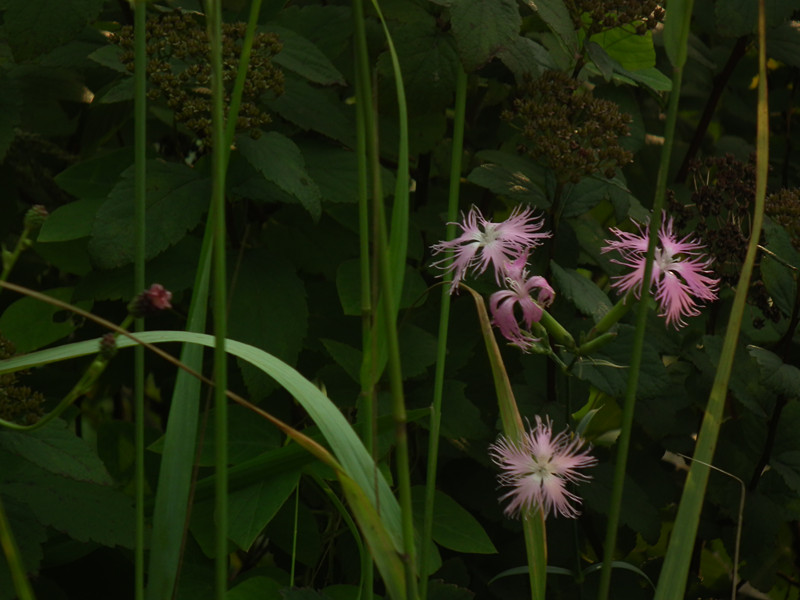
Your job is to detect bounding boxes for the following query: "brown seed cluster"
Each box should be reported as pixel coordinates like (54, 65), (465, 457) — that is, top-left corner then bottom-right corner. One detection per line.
(565, 0), (665, 37)
(114, 10), (284, 143)
(0, 335), (44, 426)
(504, 71), (633, 184)
(669, 154), (785, 324)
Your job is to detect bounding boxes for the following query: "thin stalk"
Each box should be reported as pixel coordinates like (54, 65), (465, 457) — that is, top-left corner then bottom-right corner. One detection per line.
(420, 67), (467, 600)
(376, 213), (417, 599)
(353, 0), (378, 594)
(653, 1), (768, 597)
(597, 17), (691, 600)
(205, 0), (229, 596)
(132, 1), (147, 598)
(0, 496), (35, 600)
(290, 482), (300, 586)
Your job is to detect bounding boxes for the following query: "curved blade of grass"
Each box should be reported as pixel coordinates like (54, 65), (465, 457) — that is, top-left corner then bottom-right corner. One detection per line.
(654, 2), (768, 598)
(0, 330), (404, 553)
(0, 496), (36, 600)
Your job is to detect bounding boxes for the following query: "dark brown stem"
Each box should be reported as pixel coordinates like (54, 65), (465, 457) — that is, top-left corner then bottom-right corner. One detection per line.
(675, 36), (749, 183)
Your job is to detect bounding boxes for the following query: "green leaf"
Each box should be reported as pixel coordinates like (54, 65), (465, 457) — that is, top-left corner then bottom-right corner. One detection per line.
(0, 287), (92, 353)
(336, 260), (429, 317)
(715, 0), (797, 37)
(768, 20), (800, 68)
(0, 420), (113, 485)
(299, 142), (395, 205)
(54, 148), (133, 200)
(226, 577), (282, 600)
(377, 21), (459, 113)
(550, 261), (613, 322)
(88, 161), (210, 269)
(267, 75), (356, 148)
(228, 249), (308, 401)
(2, 0), (104, 61)
(1, 452), (135, 548)
(497, 36), (555, 81)
(748, 346), (800, 399)
(321, 338), (362, 383)
(522, 0), (578, 55)
(264, 23), (346, 86)
(466, 150), (548, 208)
(412, 487), (497, 554)
(227, 469), (300, 551)
(761, 219), (800, 317)
(427, 580), (475, 600)
(450, 0), (521, 71)
(438, 381), (492, 440)
(238, 133), (322, 220)
(38, 198), (105, 242)
(590, 28), (655, 71)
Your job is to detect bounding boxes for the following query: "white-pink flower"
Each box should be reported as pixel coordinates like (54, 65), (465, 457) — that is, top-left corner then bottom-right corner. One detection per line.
(489, 416), (597, 519)
(602, 214), (720, 328)
(489, 252), (554, 350)
(431, 205), (550, 293)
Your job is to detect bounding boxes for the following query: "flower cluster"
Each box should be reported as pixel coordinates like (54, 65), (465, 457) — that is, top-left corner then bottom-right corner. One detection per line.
(128, 284), (173, 318)
(602, 214), (720, 328)
(489, 417), (597, 519)
(431, 206), (552, 349)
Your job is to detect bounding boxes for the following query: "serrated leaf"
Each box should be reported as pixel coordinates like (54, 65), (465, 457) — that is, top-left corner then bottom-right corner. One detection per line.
(550, 261), (612, 322)
(748, 346), (800, 398)
(87, 44), (128, 73)
(523, 0), (578, 54)
(0, 287), (92, 353)
(321, 338), (361, 383)
(54, 148), (133, 200)
(267, 75), (356, 147)
(377, 21), (459, 112)
(497, 36), (555, 81)
(38, 198), (105, 242)
(88, 161), (209, 269)
(0, 420), (114, 485)
(466, 150), (548, 207)
(228, 250), (308, 401)
(265, 23), (345, 86)
(411, 487), (496, 554)
(2, 459), (135, 548)
(450, 0), (520, 71)
(3, 0), (104, 61)
(238, 133), (321, 220)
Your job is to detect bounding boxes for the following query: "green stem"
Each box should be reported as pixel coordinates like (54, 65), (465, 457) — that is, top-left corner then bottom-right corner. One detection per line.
(0, 496), (36, 600)
(0, 224), (33, 293)
(653, 0), (768, 596)
(420, 66), (467, 600)
(584, 292), (634, 343)
(205, 0), (229, 596)
(537, 309), (576, 351)
(597, 26), (689, 600)
(132, 1), (148, 598)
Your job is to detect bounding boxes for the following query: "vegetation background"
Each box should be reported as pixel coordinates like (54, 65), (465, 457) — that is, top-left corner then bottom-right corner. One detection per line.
(0, 0), (799, 599)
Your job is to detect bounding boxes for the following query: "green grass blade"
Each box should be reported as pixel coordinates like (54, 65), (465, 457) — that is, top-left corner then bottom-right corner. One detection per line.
(653, 1), (769, 597)
(132, 1), (147, 598)
(0, 496), (36, 600)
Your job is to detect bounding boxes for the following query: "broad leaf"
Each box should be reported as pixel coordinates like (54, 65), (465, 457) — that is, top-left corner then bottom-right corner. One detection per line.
(550, 262), (613, 322)
(265, 23), (346, 86)
(412, 487), (497, 554)
(450, 0), (520, 71)
(238, 133), (322, 220)
(88, 161), (210, 269)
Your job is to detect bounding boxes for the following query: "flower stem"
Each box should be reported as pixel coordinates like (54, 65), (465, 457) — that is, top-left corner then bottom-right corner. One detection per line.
(420, 66), (467, 600)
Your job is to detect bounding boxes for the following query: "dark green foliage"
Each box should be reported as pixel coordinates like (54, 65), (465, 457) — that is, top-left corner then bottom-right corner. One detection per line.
(1, 0), (800, 598)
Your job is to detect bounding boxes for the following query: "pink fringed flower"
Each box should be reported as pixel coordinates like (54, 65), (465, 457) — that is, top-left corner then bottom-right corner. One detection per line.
(489, 252), (554, 350)
(431, 205), (550, 293)
(489, 416), (597, 519)
(602, 215), (720, 328)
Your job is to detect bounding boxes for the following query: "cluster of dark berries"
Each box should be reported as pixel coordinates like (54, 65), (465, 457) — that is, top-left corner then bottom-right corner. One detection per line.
(504, 71), (633, 184)
(565, 0), (665, 37)
(0, 335), (44, 426)
(114, 10), (284, 144)
(669, 154), (786, 324)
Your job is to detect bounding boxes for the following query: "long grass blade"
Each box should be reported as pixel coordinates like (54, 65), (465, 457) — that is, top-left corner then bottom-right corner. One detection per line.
(653, 1), (768, 597)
